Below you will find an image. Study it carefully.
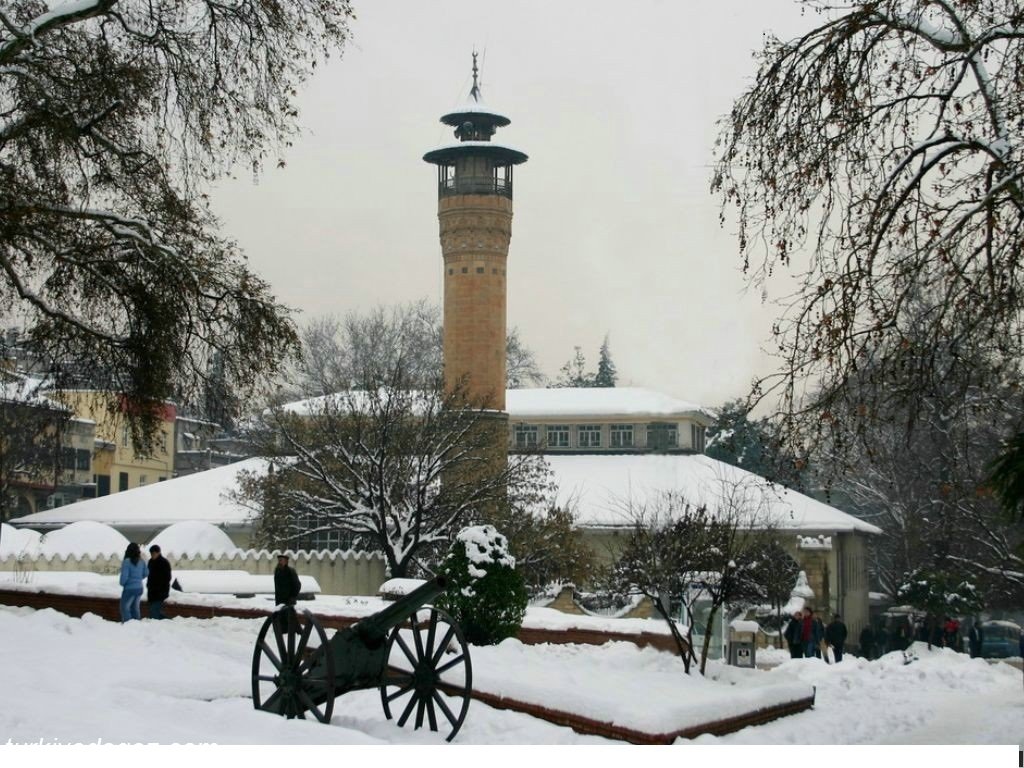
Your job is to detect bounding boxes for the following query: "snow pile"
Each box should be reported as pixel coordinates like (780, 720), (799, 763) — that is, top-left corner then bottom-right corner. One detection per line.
(0, 523), (42, 557)
(472, 638), (811, 734)
(172, 570), (320, 596)
(378, 578), (426, 598)
(37, 520), (129, 558)
(702, 642), (1024, 744)
(147, 521), (239, 556)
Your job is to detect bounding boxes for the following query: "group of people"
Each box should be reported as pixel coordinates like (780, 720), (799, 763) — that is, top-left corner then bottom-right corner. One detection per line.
(856, 615), (985, 660)
(118, 542), (173, 622)
(783, 607), (848, 662)
(119, 546), (302, 623)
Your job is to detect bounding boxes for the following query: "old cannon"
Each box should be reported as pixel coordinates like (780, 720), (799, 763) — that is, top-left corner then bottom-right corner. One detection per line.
(251, 576), (472, 741)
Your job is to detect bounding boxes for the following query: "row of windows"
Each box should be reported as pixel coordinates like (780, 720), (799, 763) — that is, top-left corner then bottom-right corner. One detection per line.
(513, 423), (704, 451)
(121, 427), (169, 453)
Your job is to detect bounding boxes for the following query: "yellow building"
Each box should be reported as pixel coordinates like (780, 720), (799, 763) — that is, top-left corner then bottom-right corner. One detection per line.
(56, 391), (175, 496)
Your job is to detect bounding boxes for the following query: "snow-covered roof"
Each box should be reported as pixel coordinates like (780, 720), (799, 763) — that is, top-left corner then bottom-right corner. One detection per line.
(546, 454), (881, 535)
(8, 452), (876, 537)
(507, 387), (710, 420)
(11, 458), (267, 529)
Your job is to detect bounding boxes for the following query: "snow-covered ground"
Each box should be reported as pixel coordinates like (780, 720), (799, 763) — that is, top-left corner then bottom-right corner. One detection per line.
(1, 605), (1020, 749)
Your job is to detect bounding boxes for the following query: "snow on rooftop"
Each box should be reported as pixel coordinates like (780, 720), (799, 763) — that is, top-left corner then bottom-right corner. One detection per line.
(37, 520), (129, 558)
(546, 454), (881, 535)
(147, 521), (239, 557)
(12, 458), (267, 528)
(507, 387), (710, 419)
(0, 523), (42, 557)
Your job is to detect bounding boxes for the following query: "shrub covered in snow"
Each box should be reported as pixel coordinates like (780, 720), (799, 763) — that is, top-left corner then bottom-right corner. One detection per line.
(436, 525), (527, 646)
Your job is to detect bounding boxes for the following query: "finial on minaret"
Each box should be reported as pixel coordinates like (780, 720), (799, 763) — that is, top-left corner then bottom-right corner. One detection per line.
(470, 50), (481, 102)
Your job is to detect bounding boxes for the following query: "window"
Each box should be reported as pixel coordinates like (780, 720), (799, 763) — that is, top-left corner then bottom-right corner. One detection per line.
(611, 424), (634, 449)
(514, 425), (538, 449)
(691, 425), (707, 453)
(121, 427), (130, 448)
(61, 447), (76, 470)
(139, 474), (148, 486)
(76, 449), (90, 471)
(577, 424), (602, 448)
(161, 432), (168, 454)
(647, 422), (678, 451)
(118, 472), (129, 492)
(546, 425), (570, 448)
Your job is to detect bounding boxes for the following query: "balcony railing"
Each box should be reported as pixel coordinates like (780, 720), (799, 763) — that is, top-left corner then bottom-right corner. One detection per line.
(439, 175), (512, 199)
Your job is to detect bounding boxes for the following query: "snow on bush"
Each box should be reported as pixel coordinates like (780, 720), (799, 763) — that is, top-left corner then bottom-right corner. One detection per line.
(437, 525), (527, 646)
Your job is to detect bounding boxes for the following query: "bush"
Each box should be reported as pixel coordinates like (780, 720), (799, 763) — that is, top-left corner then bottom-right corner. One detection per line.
(436, 525), (528, 646)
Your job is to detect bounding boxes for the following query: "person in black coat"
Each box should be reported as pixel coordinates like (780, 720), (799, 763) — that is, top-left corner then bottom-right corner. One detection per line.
(825, 614), (848, 662)
(784, 611), (804, 659)
(146, 544), (172, 620)
(858, 623), (875, 660)
(274, 553), (302, 607)
(968, 619), (984, 658)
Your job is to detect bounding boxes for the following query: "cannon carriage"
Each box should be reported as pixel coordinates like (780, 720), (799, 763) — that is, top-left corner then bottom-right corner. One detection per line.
(251, 576), (472, 741)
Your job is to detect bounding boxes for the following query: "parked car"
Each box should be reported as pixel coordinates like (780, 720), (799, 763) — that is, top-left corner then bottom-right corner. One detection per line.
(979, 620), (1022, 658)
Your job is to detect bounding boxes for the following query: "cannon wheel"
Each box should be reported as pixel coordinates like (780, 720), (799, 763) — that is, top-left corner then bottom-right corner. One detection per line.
(252, 607), (336, 724)
(380, 605), (472, 741)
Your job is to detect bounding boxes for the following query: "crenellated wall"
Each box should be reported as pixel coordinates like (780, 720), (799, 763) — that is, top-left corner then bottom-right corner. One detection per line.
(0, 549), (387, 596)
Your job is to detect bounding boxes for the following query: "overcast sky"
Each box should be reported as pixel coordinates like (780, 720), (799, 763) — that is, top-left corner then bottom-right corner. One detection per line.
(209, 0), (816, 409)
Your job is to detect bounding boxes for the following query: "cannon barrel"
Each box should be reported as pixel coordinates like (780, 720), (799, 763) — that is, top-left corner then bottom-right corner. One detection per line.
(351, 575), (448, 645)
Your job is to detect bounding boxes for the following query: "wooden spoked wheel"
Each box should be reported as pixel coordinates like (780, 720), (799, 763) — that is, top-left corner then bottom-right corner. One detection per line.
(380, 606), (472, 741)
(252, 607), (336, 724)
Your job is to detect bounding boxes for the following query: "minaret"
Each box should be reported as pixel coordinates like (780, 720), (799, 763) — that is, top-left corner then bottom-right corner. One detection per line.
(424, 55), (528, 411)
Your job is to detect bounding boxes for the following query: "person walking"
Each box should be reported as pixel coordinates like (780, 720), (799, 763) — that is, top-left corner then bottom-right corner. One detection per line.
(859, 623), (875, 660)
(826, 614), (848, 663)
(968, 619), (984, 658)
(146, 544), (172, 620)
(808, 608), (826, 660)
(784, 611), (804, 659)
(119, 542), (148, 623)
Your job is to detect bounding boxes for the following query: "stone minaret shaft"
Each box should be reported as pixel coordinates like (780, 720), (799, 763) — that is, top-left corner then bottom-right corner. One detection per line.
(438, 194), (512, 409)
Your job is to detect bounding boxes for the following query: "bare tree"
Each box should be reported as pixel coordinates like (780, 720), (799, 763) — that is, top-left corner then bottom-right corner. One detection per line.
(1, 1), (355, 447)
(238, 369), (552, 578)
(713, 0), (1024, 457)
(293, 302), (545, 397)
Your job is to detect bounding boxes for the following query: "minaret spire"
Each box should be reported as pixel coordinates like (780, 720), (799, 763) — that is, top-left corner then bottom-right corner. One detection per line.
(470, 51), (481, 103)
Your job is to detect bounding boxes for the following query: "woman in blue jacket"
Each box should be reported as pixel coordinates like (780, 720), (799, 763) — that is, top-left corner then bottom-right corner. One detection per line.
(119, 542), (148, 622)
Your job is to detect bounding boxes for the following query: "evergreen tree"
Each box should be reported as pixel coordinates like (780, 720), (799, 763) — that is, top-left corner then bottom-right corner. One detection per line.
(594, 335), (617, 388)
(554, 347), (594, 388)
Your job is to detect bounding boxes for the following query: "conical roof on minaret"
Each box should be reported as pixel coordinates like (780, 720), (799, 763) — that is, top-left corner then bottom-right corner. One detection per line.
(439, 76), (511, 128)
(424, 55), (528, 166)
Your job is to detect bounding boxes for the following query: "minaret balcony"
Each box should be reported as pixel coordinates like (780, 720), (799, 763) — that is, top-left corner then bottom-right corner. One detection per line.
(439, 174), (512, 199)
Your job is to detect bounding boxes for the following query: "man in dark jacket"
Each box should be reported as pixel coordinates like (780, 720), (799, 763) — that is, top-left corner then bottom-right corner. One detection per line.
(968, 619), (984, 658)
(146, 545), (172, 620)
(274, 553), (302, 607)
(826, 614), (848, 662)
(784, 611), (804, 659)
